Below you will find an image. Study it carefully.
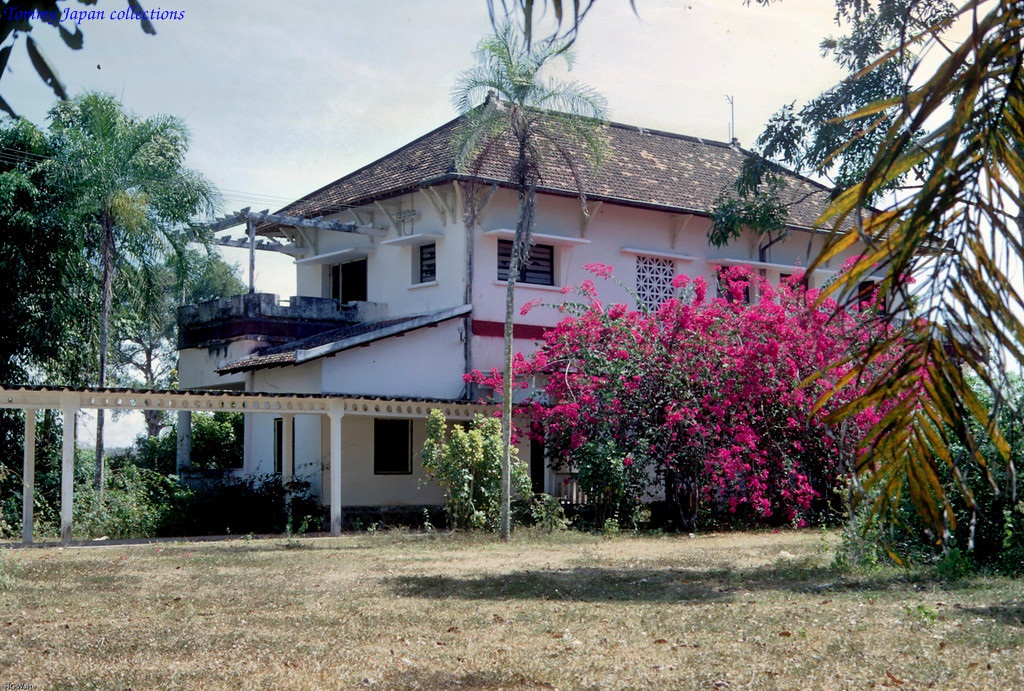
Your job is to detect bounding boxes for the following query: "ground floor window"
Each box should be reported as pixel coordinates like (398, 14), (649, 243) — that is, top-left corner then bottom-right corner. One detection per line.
(374, 419), (412, 474)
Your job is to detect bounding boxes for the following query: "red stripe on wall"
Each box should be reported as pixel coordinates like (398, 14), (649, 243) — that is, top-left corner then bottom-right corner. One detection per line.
(472, 320), (548, 340)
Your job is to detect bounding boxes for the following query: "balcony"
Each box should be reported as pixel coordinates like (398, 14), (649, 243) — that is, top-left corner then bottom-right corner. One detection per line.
(178, 293), (385, 350)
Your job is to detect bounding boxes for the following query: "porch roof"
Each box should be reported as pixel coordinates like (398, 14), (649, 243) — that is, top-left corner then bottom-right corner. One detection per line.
(216, 304), (471, 374)
(0, 384), (482, 415)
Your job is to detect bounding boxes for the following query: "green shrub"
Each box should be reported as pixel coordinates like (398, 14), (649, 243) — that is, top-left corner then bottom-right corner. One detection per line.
(174, 474), (319, 536)
(422, 409), (531, 530)
(136, 411), (244, 472)
(572, 440), (647, 530)
(73, 458), (193, 539)
(531, 493), (568, 533)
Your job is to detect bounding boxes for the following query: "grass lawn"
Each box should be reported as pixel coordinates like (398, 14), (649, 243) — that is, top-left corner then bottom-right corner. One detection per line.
(1, 529), (1022, 689)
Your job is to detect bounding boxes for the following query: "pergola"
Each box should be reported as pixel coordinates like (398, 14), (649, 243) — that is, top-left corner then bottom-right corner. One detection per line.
(1, 385), (484, 545)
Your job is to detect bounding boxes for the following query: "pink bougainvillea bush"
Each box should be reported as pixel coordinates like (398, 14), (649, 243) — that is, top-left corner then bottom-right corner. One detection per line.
(468, 263), (910, 531)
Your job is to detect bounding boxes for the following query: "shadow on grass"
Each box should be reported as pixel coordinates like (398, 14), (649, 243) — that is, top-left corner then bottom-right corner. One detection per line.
(384, 560), (1018, 604)
(375, 668), (556, 690)
(961, 603), (1024, 626)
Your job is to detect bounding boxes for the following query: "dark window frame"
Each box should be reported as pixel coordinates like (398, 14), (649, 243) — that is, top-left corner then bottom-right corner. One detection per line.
(328, 259), (368, 303)
(418, 243), (437, 284)
(373, 419), (413, 475)
(497, 239), (555, 286)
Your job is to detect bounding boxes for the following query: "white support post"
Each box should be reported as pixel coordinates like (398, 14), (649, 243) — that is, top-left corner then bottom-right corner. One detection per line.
(328, 408), (343, 536)
(247, 218), (256, 294)
(176, 410), (192, 473)
(22, 408), (36, 545)
(60, 401), (77, 545)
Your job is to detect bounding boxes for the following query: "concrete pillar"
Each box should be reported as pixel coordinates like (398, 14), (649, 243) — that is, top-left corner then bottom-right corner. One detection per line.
(22, 408), (36, 545)
(60, 402), (77, 545)
(328, 409), (343, 536)
(176, 410), (192, 473)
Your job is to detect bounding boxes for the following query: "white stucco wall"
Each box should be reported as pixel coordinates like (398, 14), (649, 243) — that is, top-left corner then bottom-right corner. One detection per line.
(315, 415), (443, 506)
(177, 343), (253, 389)
(466, 188), (866, 375)
(294, 185), (468, 319)
(319, 320), (466, 399)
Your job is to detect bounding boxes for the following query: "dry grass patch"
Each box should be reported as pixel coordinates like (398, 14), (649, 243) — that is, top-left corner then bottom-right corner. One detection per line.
(1, 529), (1022, 689)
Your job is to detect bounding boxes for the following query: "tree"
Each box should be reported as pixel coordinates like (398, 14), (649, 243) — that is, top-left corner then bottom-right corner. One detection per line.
(710, 1), (958, 254)
(471, 264), (901, 531)
(0, 116), (95, 387)
(711, 0), (1022, 549)
(110, 249), (244, 437)
(0, 115), (96, 534)
(0, 0), (158, 117)
(45, 92), (218, 494)
(452, 23), (606, 540)
(811, 0), (1024, 545)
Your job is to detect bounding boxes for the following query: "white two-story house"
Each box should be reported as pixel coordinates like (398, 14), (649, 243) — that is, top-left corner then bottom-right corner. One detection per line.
(177, 113), (863, 526)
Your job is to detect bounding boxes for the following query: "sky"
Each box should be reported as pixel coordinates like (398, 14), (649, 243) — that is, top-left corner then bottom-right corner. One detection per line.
(4, 0), (850, 446)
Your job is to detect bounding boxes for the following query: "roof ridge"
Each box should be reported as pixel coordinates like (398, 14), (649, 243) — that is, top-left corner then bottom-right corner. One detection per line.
(276, 114), (464, 215)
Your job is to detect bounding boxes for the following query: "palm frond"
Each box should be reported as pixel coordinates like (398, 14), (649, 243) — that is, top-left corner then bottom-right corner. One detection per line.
(808, 0), (1024, 543)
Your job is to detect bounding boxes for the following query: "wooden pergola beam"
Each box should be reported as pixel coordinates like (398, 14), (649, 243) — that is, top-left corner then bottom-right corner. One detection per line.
(206, 207), (372, 234)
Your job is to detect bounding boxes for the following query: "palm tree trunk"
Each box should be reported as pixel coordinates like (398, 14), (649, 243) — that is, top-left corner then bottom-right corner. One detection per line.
(95, 212), (115, 498)
(500, 240), (522, 542)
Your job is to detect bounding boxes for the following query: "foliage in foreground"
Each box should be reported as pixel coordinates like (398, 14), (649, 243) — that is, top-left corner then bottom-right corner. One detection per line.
(422, 409), (531, 531)
(840, 376), (1024, 577)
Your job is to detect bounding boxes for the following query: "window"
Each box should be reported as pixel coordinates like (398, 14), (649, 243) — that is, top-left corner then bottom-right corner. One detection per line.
(417, 243), (436, 284)
(635, 255), (676, 311)
(373, 419), (412, 475)
(273, 417), (295, 475)
(857, 280), (885, 312)
(328, 259), (368, 303)
(717, 269), (750, 304)
(497, 239), (554, 286)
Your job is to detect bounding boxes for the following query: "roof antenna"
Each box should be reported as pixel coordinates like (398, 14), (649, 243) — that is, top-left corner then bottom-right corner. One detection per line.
(726, 95), (738, 148)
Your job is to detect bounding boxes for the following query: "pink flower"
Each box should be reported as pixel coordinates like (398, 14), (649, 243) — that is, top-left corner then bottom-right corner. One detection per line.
(584, 262), (614, 279)
(520, 298), (543, 316)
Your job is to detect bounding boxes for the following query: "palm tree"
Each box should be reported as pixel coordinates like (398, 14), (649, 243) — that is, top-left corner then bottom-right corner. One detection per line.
(810, 0), (1024, 544)
(452, 23), (607, 540)
(45, 93), (218, 495)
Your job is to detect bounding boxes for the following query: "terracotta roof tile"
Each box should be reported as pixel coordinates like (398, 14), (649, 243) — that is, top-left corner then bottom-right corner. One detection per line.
(272, 116), (835, 231)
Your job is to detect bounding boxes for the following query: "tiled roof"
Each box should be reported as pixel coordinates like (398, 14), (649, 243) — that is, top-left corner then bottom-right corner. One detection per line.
(272, 115), (835, 231)
(217, 306), (470, 374)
